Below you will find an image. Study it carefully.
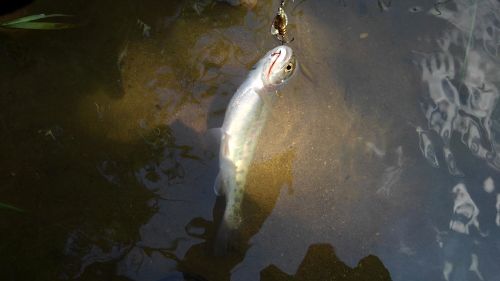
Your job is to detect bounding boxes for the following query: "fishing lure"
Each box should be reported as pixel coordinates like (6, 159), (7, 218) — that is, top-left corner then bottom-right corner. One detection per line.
(271, 6), (293, 44)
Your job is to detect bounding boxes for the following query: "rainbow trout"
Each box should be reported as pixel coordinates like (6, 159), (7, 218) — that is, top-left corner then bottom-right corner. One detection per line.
(214, 45), (297, 253)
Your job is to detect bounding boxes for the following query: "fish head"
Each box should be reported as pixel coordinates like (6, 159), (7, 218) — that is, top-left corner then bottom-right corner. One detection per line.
(261, 45), (297, 89)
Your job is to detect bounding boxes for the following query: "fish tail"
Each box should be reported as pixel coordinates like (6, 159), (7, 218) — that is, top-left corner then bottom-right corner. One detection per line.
(214, 218), (232, 256)
(214, 208), (242, 256)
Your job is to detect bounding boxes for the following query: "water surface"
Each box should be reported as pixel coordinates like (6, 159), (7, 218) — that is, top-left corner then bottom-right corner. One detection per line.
(1, 0), (500, 280)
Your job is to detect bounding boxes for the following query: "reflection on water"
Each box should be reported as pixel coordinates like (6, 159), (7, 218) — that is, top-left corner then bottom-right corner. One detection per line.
(496, 194), (500, 226)
(2, 0), (500, 280)
(441, 183), (486, 281)
(416, 0), (500, 174)
(376, 146), (404, 197)
(414, 1), (500, 280)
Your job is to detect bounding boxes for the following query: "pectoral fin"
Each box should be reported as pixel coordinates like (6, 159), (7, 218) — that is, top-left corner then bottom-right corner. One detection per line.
(214, 173), (224, 196)
(256, 91), (274, 112)
(256, 90), (281, 122)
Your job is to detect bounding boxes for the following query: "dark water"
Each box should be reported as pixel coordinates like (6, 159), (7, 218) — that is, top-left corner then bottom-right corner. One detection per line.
(1, 0), (500, 280)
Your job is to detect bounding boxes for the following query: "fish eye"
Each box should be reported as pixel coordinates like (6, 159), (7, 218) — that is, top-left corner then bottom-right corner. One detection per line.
(285, 63), (293, 72)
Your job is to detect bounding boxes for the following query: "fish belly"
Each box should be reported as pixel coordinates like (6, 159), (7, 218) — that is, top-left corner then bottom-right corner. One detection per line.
(220, 89), (271, 229)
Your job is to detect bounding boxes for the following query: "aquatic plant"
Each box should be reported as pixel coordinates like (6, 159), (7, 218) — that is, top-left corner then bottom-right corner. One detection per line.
(0, 202), (24, 212)
(0, 14), (78, 30)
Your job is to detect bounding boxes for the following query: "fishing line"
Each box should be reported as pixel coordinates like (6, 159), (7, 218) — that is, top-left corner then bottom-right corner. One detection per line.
(458, 0), (478, 88)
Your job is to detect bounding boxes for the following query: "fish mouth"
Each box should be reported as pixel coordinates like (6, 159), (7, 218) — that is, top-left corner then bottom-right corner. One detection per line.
(265, 46), (294, 83)
(273, 45), (294, 67)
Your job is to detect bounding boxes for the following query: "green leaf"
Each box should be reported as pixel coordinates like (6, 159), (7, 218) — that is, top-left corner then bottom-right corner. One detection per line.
(2, 22), (79, 30)
(0, 202), (24, 213)
(1, 14), (73, 25)
(0, 14), (77, 30)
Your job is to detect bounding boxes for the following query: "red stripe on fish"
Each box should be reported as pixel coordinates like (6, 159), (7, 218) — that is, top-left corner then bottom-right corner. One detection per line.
(267, 50), (282, 80)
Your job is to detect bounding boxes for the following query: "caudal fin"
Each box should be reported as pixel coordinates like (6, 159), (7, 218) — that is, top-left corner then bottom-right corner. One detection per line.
(214, 219), (232, 256)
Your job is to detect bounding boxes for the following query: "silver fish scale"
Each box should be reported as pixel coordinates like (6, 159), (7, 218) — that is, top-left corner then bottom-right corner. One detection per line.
(214, 45), (296, 243)
(224, 105), (272, 226)
(219, 65), (275, 228)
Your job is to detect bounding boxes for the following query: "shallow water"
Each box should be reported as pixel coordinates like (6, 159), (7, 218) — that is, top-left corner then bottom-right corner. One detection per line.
(1, 0), (500, 280)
